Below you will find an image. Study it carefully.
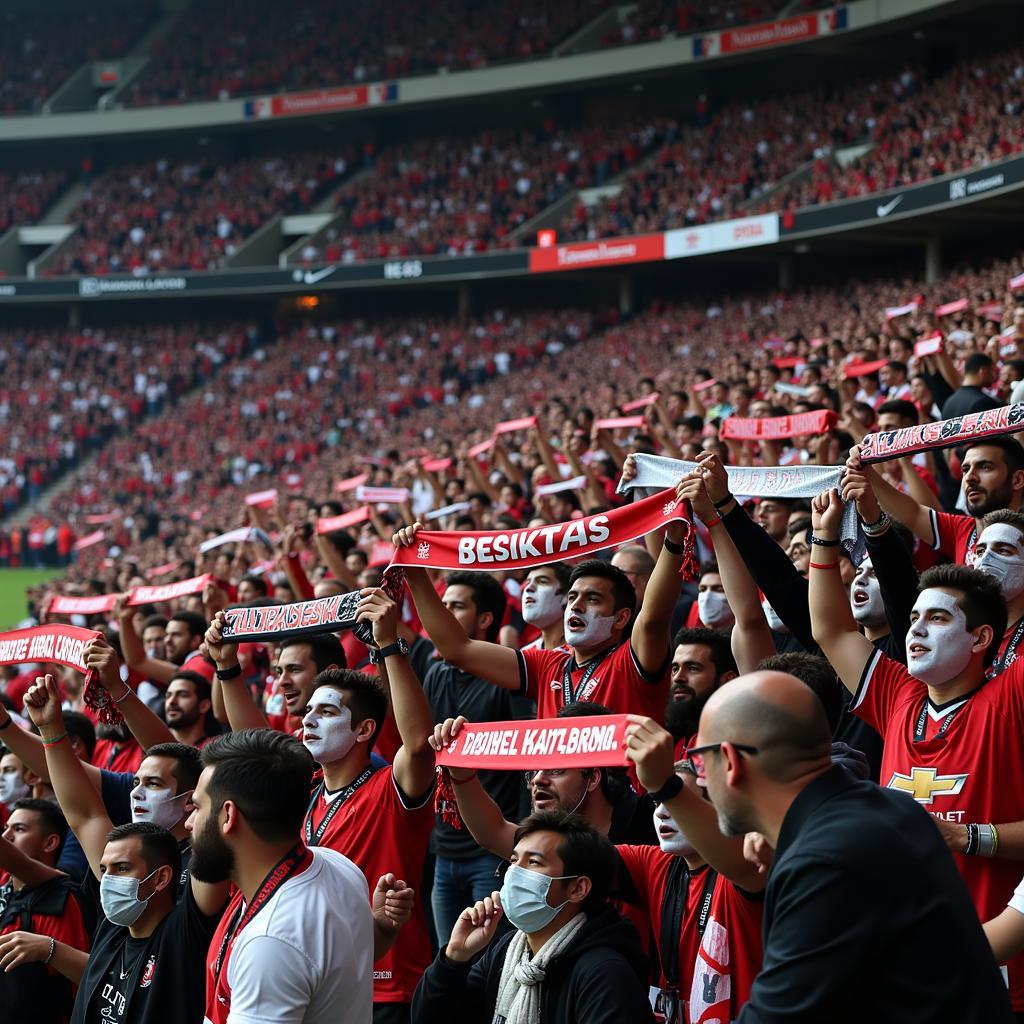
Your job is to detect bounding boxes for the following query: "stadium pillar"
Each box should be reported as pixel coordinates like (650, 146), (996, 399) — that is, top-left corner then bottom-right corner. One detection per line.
(618, 274), (633, 315)
(457, 285), (470, 318)
(777, 256), (794, 292)
(67, 304), (80, 329)
(925, 233), (942, 284)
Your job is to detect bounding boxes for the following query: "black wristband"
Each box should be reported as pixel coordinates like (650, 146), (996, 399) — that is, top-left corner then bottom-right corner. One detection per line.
(663, 536), (685, 555)
(810, 535), (840, 548)
(215, 664), (243, 681)
(712, 493), (734, 510)
(0, 716), (11, 731)
(648, 774), (684, 804)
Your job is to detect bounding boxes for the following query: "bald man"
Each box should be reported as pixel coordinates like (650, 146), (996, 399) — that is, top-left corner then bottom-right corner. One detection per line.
(670, 671), (1010, 1023)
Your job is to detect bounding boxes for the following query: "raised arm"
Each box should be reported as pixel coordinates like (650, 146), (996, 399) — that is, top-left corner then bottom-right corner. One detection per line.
(393, 525), (521, 691)
(204, 612), (271, 731)
(85, 636), (176, 752)
(116, 597), (177, 687)
(314, 532), (360, 591)
(357, 588), (436, 797)
(428, 718), (517, 859)
(808, 490), (875, 694)
(25, 675), (113, 880)
(847, 445), (935, 545)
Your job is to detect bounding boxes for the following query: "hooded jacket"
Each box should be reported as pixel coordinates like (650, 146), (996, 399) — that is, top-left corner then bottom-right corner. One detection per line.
(411, 903), (653, 1024)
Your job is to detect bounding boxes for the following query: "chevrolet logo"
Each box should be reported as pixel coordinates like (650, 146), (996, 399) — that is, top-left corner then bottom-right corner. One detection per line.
(887, 767), (968, 805)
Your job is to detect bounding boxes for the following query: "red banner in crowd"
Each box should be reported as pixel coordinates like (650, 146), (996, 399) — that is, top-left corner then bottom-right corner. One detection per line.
(245, 489), (278, 508)
(860, 403), (1024, 463)
(594, 416), (645, 430)
(720, 409), (836, 441)
(47, 594), (118, 616)
(468, 438), (495, 458)
(127, 573), (212, 607)
(621, 392), (659, 412)
(390, 488), (691, 571)
(317, 507), (370, 534)
(935, 298), (969, 317)
(915, 333), (944, 356)
(73, 530), (105, 552)
(421, 457), (452, 473)
(336, 473), (368, 494)
(843, 358), (888, 379)
(0, 625), (97, 672)
(436, 715), (630, 769)
(494, 416), (538, 434)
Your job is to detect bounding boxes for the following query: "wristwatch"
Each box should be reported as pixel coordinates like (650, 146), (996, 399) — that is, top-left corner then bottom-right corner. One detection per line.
(369, 638), (410, 665)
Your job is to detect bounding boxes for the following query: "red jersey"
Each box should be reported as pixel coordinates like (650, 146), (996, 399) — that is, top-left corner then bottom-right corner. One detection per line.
(517, 641), (670, 723)
(927, 509), (978, 565)
(92, 738), (143, 774)
(854, 648), (1024, 1007)
(303, 765), (433, 1004)
(617, 844), (763, 1024)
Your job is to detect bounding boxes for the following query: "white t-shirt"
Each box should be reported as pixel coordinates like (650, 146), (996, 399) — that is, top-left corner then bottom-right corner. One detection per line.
(1008, 877), (1024, 917)
(226, 847), (373, 1024)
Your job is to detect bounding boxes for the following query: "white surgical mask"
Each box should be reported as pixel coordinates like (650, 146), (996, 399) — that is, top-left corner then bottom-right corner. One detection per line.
(522, 583), (566, 628)
(851, 558), (886, 628)
(974, 524), (1024, 600)
(0, 773), (29, 807)
(698, 590), (733, 628)
(653, 801), (696, 857)
(761, 597), (787, 634)
(906, 589), (977, 687)
(100, 869), (159, 927)
(302, 687), (358, 764)
(563, 607), (616, 649)
(130, 783), (192, 829)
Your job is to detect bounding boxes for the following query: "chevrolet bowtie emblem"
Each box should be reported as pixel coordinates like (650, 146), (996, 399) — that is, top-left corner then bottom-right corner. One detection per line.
(887, 767), (968, 805)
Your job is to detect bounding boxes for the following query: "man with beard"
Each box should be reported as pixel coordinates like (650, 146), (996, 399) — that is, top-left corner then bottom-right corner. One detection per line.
(188, 730), (390, 1024)
(666, 628), (737, 746)
(24, 673), (231, 1024)
(810, 490), (1024, 1015)
(519, 563), (570, 650)
(849, 437), (1024, 566)
(687, 670), (1013, 1023)
(163, 670), (216, 748)
(117, 605), (212, 688)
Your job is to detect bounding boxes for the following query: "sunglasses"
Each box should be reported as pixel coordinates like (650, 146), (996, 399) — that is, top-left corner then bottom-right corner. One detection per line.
(683, 742), (760, 776)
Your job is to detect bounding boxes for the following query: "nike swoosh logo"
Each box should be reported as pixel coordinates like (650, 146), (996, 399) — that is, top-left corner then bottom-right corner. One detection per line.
(876, 196), (903, 218)
(303, 266), (336, 285)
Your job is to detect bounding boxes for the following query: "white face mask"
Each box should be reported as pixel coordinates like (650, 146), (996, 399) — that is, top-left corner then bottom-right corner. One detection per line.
(698, 590), (733, 628)
(974, 524), (1024, 601)
(130, 783), (192, 829)
(564, 606), (616, 649)
(522, 581), (566, 628)
(653, 801), (696, 857)
(302, 687), (358, 764)
(0, 772), (29, 807)
(761, 597), (787, 634)
(851, 558), (886, 628)
(906, 589), (978, 687)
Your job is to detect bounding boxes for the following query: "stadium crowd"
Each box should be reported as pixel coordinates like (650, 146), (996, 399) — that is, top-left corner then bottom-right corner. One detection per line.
(5, 233), (1024, 1020)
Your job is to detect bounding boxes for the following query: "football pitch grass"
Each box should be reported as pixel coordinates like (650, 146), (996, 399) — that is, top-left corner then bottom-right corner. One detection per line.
(0, 568), (62, 629)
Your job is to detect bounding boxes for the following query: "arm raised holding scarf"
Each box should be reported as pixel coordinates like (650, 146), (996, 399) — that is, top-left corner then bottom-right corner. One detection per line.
(846, 444), (936, 548)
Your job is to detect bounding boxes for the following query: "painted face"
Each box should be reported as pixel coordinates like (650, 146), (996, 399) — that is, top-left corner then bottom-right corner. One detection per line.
(130, 783), (192, 829)
(653, 799), (696, 857)
(906, 589), (977, 687)
(522, 571), (566, 629)
(974, 524), (1024, 601)
(850, 557), (886, 628)
(302, 687), (358, 764)
(563, 606), (615, 649)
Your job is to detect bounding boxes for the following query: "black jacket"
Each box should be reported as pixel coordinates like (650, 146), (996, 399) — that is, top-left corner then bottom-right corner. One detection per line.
(737, 767), (1014, 1023)
(411, 904), (654, 1024)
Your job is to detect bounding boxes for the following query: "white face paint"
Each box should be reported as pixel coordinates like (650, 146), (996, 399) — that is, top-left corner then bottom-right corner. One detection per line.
(0, 773), (29, 807)
(522, 581), (566, 628)
(905, 589), (978, 687)
(302, 687), (358, 764)
(653, 800), (696, 857)
(130, 783), (192, 829)
(851, 557), (886, 628)
(563, 606), (616, 649)
(761, 597), (788, 634)
(698, 590), (733, 628)
(974, 524), (1024, 601)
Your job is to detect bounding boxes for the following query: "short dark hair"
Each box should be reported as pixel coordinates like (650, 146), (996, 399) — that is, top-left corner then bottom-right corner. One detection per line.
(62, 710), (96, 761)
(877, 399), (918, 425)
(512, 810), (616, 915)
(146, 742), (203, 793)
(981, 509), (1024, 536)
(964, 352), (994, 376)
(917, 565), (1007, 667)
(569, 560), (636, 618)
(530, 561), (572, 593)
(142, 614), (168, 632)
(758, 652), (842, 733)
(310, 668), (388, 749)
(169, 669), (212, 704)
(105, 822), (181, 899)
(201, 730), (313, 842)
(12, 797), (68, 847)
(169, 611), (207, 640)
(962, 436), (1024, 477)
(445, 570), (508, 643)
(279, 633), (347, 672)
(237, 573), (269, 597)
(672, 627), (737, 680)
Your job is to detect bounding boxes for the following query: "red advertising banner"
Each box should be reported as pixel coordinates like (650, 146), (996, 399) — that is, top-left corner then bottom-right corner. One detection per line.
(529, 233), (665, 274)
(436, 715), (630, 769)
(720, 409), (836, 441)
(720, 13), (823, 53)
